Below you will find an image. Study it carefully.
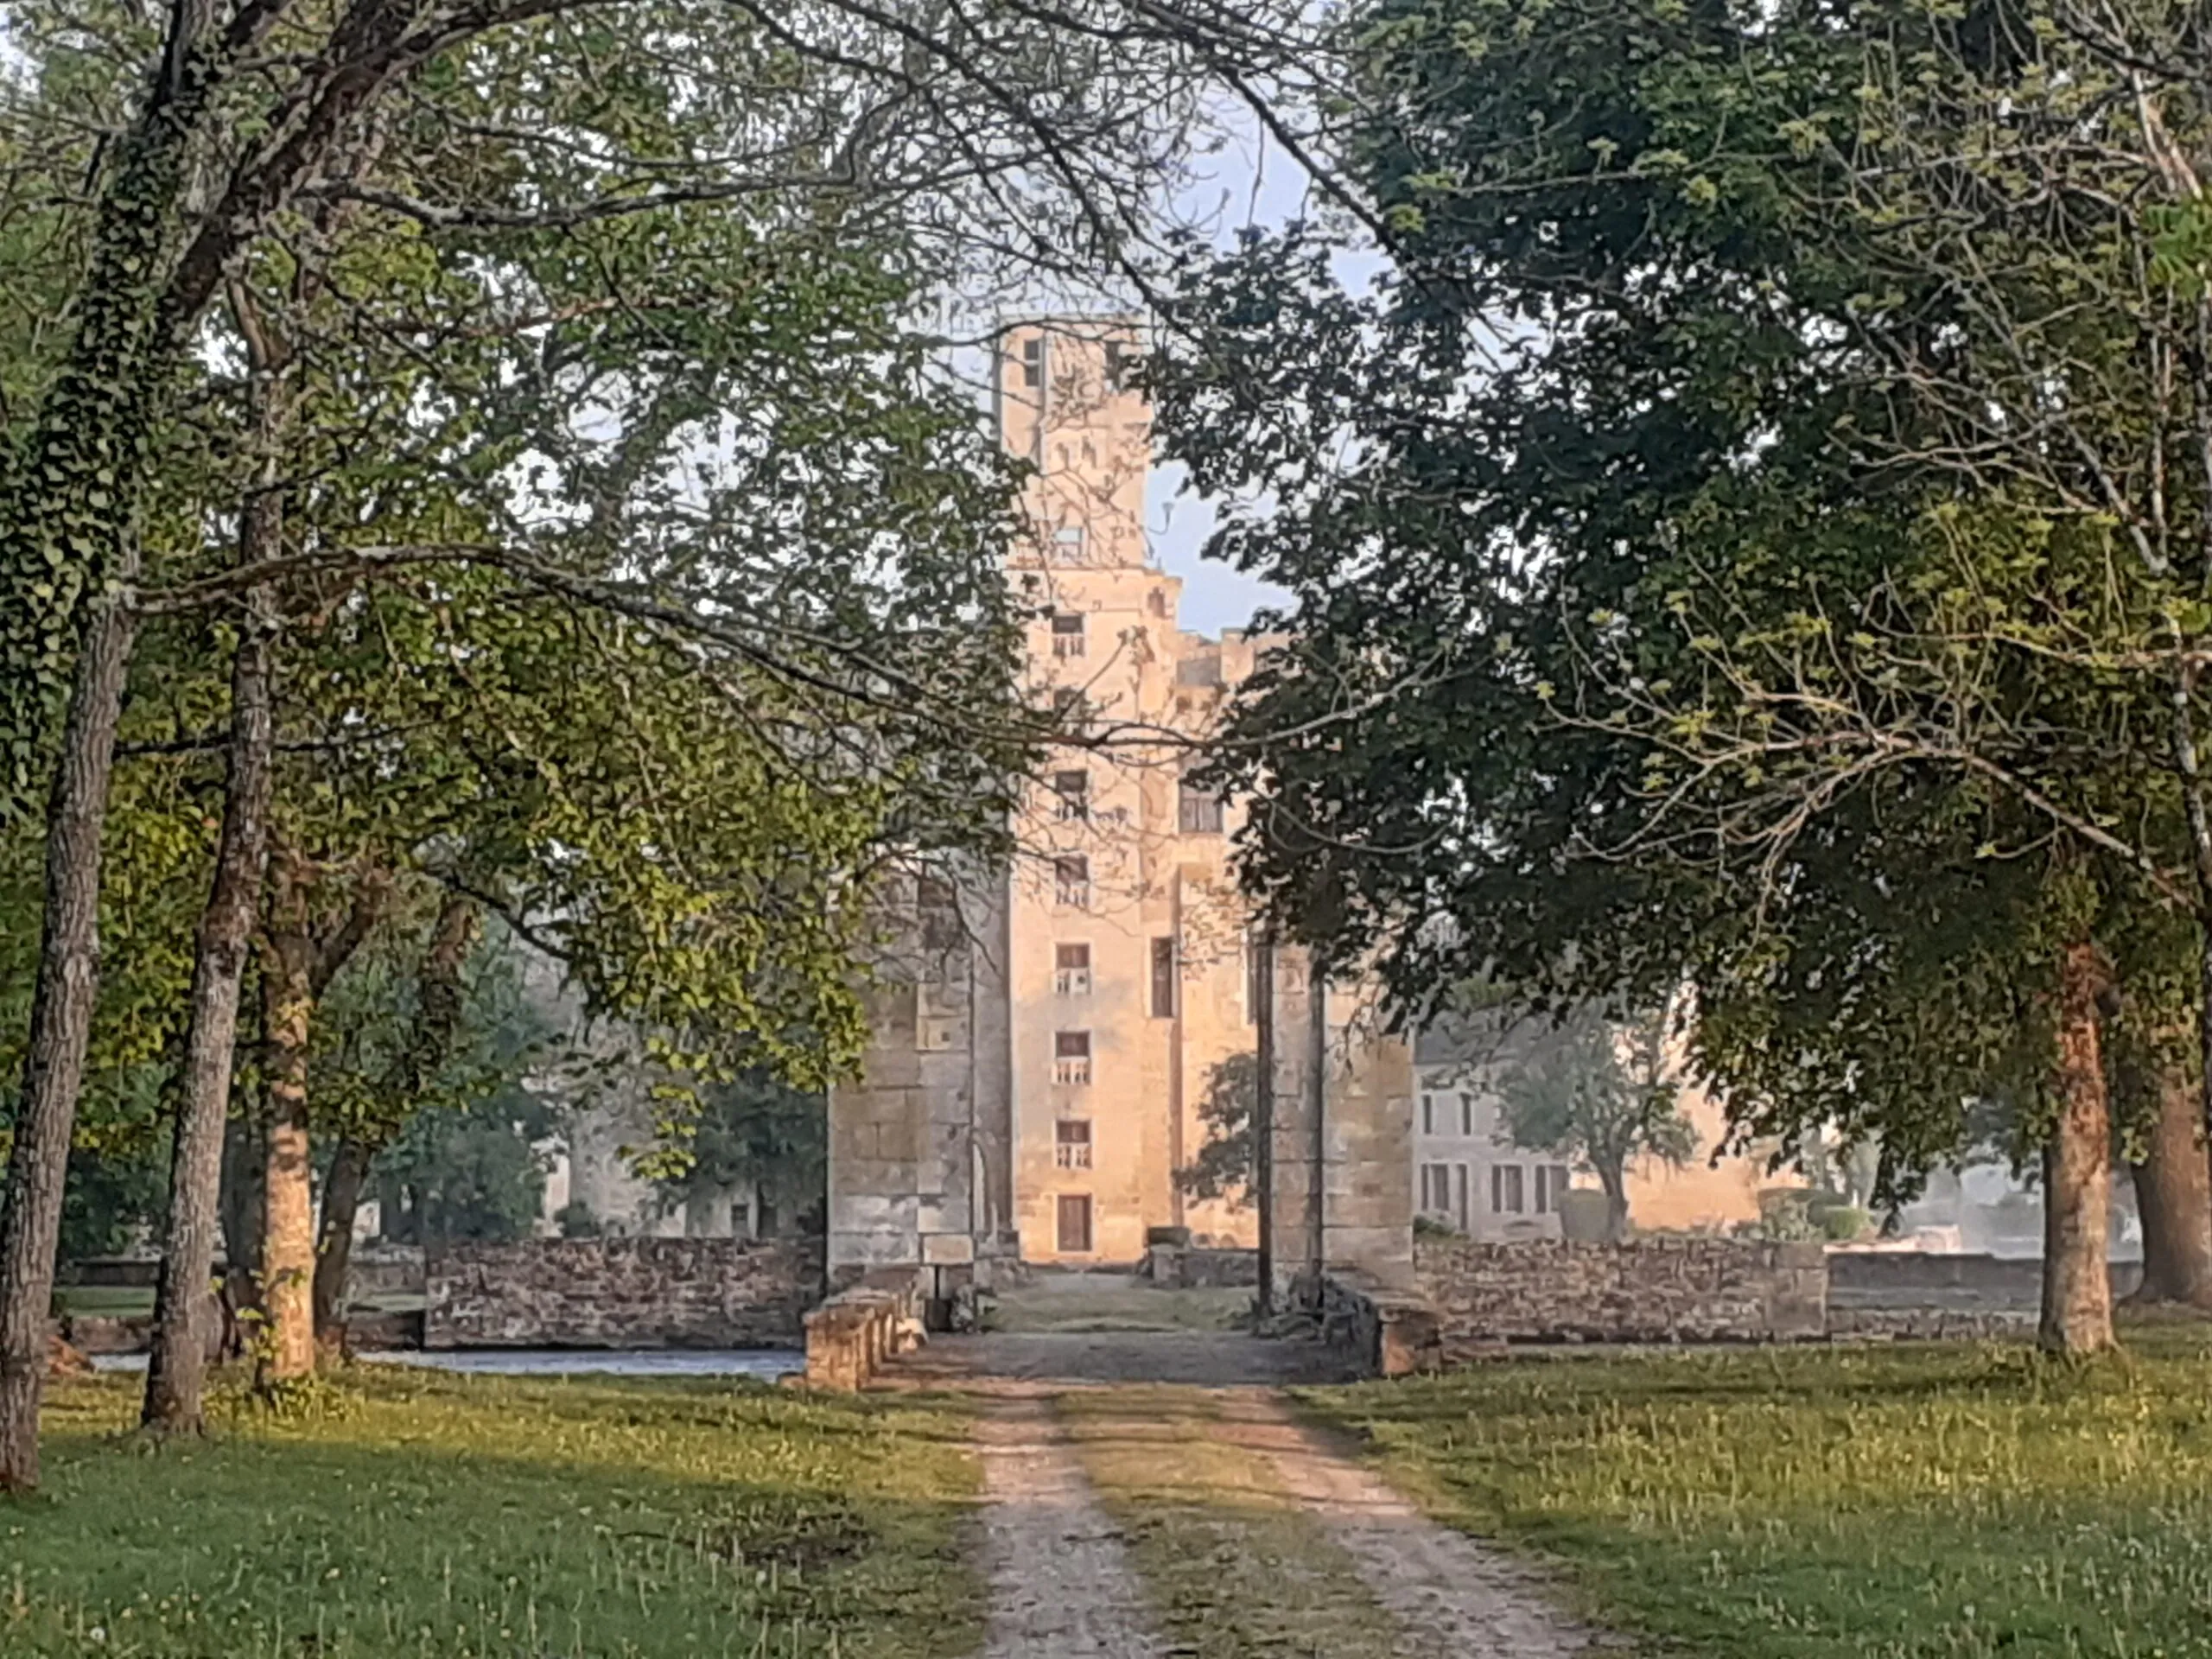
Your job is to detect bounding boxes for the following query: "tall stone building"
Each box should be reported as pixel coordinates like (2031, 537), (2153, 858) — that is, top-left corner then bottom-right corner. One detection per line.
(827, 318), (1414, 1291)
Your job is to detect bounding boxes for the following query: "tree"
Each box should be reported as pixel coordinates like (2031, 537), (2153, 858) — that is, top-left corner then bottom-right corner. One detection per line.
(1497, 1008), (1695, 1243)
(0, 0), (1348, 1488)
(643, 1071), (826, 1236)
(1175, 1052), (1259, 1209)
(1151, 0), (2194, 1354)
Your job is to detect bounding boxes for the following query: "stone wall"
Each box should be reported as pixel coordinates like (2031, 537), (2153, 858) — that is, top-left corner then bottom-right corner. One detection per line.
(804, 1268), (925, 1389)
(1318, 1271), (1439, 1378)
(1416, 1236), (1827, 1355)
(424, 1237), (822, 1349)
(1827, 1249), (2142, 1306)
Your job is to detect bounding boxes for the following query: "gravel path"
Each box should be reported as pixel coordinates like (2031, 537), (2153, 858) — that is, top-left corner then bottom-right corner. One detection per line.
(1217, 1390), (1598, 1657)
(910, 1298), (1597, 1657)
(975, 1392), (1166, 1659)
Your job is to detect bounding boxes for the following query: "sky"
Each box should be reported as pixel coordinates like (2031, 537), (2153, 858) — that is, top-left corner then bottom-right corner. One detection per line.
(1141, 102), (1372, 639)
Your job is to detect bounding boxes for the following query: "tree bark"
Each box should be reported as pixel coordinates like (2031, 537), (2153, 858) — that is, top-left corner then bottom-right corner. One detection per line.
(143, 295), (283, 1432)
(2128, 1055), (2212, 1308)
(216, 1114), (267, 1361)
(142, 604), (276, 1430)
(257, 849), (320, 1386)
(0, 585), (138, 1491)
(257, 853), (385, 1384)
(1597, 1165), (1630, 1243)
(311, 1135), (372, 1352)
(2042, 938), (2117, 1356)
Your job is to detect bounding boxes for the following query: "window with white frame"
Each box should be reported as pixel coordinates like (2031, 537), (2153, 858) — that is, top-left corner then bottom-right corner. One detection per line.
(1052, 612), (1086, 658)
(1052, 769), (1089, 822)
(1055, 942), (1091, 996)
(1053, 1030), (1092, 1085)
(1055, 1118), (1093, 1169)
(1054, 855), (1090, 907)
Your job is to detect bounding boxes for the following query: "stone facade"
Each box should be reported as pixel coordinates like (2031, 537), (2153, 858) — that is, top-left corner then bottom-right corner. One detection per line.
(827, 319), (1413, 1285)
(1415, 1236), (1828, 1355)
(424, 1237), (822, 1349)
(1265, 951), (1417, 1300)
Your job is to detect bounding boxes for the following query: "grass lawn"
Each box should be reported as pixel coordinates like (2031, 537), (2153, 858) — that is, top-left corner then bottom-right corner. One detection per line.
(1302, 1325), (2212, 1659)
(10, 1366), (980, 1659)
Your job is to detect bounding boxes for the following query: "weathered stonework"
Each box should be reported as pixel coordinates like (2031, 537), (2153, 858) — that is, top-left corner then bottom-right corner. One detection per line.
(804, 1268), (926, 1389)
(1416, 1236), (1828, 1355)
(1318, 1271), (1440, 1377)
(424, 1237), (822, 1349)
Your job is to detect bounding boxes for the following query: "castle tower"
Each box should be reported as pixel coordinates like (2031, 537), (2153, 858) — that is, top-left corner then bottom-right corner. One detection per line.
(826, 317), (1414, 1287)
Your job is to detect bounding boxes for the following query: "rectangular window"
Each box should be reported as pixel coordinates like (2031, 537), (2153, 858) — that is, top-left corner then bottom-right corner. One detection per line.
(1177, 777), (1224, 834)
(1056, 1192), (1093, 1253)
(1104, 339), (1129, 391)
(1149, 936), (1178, 1018)
(1460, 1093), (1474, 1136)
(1052, 612), (1086, 658)
(1055, 942), (1091, 996)
(1421, 1093), (1434, 1136)
(1053, 524), (1087, 557)
(1421, 1163), (1452, 1216)
(1020, 335), (1046, 390)
(1053, 1029), (1092, 1085)
(1456, 1164), (1471, 1232)
(1055, 1119), (1093, 1170)
(1051, 686), (1086, 728)
(1054, 855), (1090, 907)
(1534, 1165), (1574, 1215)
(1052, 769), (1090, 822)
(1491, 1164), (1526, 1216)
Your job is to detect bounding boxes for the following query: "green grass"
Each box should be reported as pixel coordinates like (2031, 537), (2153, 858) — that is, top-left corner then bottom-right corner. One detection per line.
(1301, 1327), (2212, 1659)
(10, 1366), (981, 1658)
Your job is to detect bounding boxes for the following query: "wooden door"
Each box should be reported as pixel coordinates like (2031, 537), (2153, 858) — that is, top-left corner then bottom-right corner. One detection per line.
(1056, 1193), (1093, 1254)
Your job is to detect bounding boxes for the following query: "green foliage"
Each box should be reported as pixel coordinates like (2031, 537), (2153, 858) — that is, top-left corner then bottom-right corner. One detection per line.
(22, 1368), (983, 1656)
(1175, 1051), (1259, 1208)
(1310, 1331), (2212, 1658)
(642, 1069), (825, 1232)
(1496, 1008), (1695, 1212)
(372, 1089), (552, 1246)
(56, 1143), (168, 1262)
(1154, 0), (2209, 1193)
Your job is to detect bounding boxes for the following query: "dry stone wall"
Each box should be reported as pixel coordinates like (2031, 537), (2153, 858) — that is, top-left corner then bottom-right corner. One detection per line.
(1416, 1236), (1827, 1355)
(425, 1237), (822, 1349)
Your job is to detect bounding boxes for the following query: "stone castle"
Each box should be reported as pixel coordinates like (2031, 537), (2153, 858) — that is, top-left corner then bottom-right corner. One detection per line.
(826, 317), (1417, 1294)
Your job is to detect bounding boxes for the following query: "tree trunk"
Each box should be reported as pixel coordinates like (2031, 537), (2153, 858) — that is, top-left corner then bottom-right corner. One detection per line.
(2128, 1055), (2212, 1307)
(0, 587), (138, 1491)
(216, 1115), (267, 1362)
(311, 890), (479, 1351)
(1596, 1162), (1630, 1243)
(2042, 938), (2117, 1356)
(312, 1135), (372, 1353)
(142, 600), (276, 1431)
(257, 853), (319, 1386)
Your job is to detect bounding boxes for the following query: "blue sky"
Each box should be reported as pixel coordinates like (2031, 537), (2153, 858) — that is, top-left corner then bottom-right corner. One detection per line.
(1143, 105), (1344, 638)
